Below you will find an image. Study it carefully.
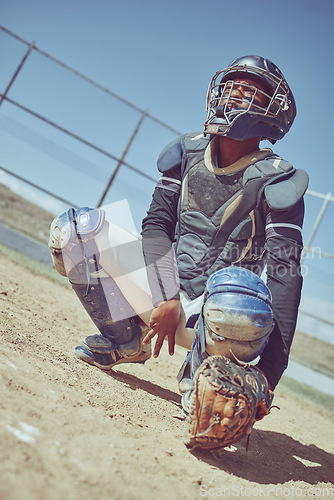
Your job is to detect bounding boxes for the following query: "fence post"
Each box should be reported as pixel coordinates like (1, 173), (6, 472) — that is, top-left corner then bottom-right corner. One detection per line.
(0, 40), (35, 107)
(97, 110), (148, 207)
(301, 191), (332, 263)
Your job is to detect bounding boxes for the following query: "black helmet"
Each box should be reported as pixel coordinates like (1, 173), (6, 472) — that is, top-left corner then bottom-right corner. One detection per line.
(203, 55), (296, 143)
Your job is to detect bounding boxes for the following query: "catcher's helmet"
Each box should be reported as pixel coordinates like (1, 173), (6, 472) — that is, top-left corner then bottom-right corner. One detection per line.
(203, 55), (296, 143)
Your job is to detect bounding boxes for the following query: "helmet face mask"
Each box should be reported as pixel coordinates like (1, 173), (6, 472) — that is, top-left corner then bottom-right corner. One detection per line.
(203, 56), (296, 143)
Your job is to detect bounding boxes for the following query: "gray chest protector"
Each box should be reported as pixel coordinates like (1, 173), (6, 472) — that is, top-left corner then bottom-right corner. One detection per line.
(158, 133), (308, 299)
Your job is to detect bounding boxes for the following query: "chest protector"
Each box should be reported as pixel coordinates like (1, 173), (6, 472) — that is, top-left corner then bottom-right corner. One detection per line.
(158, 133), (308, 299)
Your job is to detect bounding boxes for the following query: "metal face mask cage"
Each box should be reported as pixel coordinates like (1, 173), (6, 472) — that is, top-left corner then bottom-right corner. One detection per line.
(203, 63), (294, 142)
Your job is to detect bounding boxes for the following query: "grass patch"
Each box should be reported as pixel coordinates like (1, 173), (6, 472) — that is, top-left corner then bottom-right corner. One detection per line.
(0, 243), (70, 288)
(0, 184), (55, 245)
(279, 375), (334, 420)
(290, 330), (334, 379)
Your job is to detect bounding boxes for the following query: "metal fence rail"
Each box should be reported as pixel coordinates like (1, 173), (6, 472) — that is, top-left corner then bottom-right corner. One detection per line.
(0, 24), (178, 208)
(302, 190), (334, 262)
(0, 25), (182, 135)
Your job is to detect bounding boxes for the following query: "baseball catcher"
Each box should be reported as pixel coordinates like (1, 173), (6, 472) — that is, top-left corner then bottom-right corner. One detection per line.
(49, 55), (307, 453)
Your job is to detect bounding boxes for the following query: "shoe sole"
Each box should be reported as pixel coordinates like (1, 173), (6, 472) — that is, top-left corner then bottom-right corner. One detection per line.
(81, 335), (114, 353)
(75, 346), (151, 370)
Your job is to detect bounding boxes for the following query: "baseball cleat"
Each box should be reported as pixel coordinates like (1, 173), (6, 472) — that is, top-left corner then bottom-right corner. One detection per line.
(75, 334), (151, 370)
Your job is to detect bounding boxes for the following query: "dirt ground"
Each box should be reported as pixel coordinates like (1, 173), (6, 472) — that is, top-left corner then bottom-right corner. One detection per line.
(0, 249), (333, 500)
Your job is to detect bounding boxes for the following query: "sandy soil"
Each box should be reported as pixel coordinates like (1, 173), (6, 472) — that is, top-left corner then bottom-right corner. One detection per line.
(0, 252), (333, 500)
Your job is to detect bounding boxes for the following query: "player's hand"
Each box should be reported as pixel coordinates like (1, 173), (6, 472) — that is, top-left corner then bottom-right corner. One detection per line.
(142, 299), (181, 358)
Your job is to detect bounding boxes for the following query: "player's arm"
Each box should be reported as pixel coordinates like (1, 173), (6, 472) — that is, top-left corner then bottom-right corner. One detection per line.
(257, 199), (305, 388)
(141, 165), (182, 357)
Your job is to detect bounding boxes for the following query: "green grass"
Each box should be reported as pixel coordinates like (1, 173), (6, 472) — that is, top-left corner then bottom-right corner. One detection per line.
(0, 243), (70, 288)
(279, 375), (334, 420)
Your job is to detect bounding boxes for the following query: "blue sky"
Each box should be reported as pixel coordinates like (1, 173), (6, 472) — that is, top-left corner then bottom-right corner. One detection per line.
(0, 0), (334, 340)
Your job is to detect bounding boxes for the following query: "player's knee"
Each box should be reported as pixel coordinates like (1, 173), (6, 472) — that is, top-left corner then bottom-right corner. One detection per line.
(49, 210), (72, 276)
(49, 207), (105, 280)
(200, 267), (274, 362)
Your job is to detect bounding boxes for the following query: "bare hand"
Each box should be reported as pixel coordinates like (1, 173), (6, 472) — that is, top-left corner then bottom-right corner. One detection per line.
(142, 299), (181, 358)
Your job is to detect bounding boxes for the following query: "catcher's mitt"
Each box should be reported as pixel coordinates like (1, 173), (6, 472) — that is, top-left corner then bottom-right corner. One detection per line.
(183, 355), (274, 450)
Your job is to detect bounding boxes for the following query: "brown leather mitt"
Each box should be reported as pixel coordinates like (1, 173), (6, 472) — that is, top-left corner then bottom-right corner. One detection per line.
(183, 355), (274, 451)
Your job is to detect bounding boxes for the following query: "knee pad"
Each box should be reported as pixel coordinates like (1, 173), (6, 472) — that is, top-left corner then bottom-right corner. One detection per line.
(49, 207), (105, 281)
(199, 267), (274, 362)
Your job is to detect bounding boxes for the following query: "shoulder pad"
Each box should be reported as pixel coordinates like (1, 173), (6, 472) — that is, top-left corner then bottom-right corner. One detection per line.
(264, 169), (309, 210)
(157, 132), (208, 173)
(181, 132), (209, 153)
(243, 155), (294, 187)
(244, 154), (294, 183)
(157, 135), (184, 173)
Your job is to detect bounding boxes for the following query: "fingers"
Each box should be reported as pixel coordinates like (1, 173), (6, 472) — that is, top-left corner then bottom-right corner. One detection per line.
(153, 334), (164, 358)
(168, 334), (175, 356)
(142, 329), (155, 346)
(142, 325), (176, 358)
(153, 331), (175, 358)
(142, 329), (164, 358)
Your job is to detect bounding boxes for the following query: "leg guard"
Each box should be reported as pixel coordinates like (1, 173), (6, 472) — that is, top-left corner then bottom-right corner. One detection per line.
(177, 267), (274, 394)
(200, 267), (274, 361)
(71, 280), (143, 356)
(176, 332), (209, 394)
(49, 207), (147, 357)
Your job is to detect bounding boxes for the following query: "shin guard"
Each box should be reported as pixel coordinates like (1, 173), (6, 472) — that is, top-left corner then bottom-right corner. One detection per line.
(49, 207), (145, 356)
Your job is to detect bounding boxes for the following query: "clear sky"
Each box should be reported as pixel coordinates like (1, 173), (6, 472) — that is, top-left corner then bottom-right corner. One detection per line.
(0, 0), (334, 341)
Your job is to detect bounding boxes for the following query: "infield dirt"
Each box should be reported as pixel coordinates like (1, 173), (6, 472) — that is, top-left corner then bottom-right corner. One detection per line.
(0, 185), (333, 499)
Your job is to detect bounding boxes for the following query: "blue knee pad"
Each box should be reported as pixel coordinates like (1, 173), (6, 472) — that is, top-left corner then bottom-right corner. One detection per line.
(180, 267), (274, 383)
(200, 267), (274, 362)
